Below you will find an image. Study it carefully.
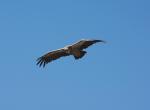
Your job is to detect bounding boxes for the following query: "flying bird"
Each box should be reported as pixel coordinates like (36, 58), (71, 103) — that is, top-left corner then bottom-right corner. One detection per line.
(36, 39), (105, 67)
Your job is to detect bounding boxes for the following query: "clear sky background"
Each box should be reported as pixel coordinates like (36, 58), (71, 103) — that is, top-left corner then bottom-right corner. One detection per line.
(0, 0), (150, 110)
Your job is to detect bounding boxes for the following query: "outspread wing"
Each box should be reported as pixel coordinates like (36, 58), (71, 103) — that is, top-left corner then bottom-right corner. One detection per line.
(72, 39), (105, 50)
(36, 48), (70, 67)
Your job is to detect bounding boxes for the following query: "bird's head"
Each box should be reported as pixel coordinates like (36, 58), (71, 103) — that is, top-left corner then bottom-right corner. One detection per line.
(63, 45), (72, 53)
(64, 45), (72, 50)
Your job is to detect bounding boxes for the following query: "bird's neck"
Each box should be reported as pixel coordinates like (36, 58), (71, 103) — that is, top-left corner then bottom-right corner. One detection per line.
(67, 46), (73, 53)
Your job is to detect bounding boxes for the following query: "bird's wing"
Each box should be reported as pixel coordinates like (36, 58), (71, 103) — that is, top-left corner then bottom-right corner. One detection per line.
(36, 48), (70, 67)
(71, 39), (105, 50)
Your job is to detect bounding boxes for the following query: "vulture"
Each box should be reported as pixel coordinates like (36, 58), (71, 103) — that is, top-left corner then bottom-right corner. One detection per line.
(36, 39), (105, 67)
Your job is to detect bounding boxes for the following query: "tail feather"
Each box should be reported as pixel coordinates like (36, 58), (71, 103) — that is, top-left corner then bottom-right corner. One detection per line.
(74, 51), (87, 59)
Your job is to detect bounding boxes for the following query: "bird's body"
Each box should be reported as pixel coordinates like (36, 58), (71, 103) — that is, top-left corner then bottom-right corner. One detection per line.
(36, 39), (105, 67)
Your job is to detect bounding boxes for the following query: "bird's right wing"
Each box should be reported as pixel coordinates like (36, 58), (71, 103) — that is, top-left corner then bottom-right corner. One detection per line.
(36, 48), (70, 67)
(71, 39), (105, 50)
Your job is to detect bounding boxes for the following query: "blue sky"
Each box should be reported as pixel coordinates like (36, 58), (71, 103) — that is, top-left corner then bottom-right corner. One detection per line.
(0, 0), (150, 110)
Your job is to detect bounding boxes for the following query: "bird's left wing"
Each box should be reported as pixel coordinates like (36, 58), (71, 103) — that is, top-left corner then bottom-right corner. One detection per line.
(36, 48), (70, 67)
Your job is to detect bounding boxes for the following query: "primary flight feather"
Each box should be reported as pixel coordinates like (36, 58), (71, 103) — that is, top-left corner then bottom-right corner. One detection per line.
(36, 39), (105, 67)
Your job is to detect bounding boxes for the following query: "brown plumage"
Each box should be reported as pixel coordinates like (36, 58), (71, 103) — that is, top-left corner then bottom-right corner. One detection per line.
(36, 39), (105, 67)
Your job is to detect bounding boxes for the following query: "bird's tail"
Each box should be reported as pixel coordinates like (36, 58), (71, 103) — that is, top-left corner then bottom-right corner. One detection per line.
(74, 51), (87, 59)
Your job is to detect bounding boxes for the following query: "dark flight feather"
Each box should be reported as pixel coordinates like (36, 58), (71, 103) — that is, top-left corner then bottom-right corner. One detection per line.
(36, 49), (70, 67)
(72, 39), (105, 50)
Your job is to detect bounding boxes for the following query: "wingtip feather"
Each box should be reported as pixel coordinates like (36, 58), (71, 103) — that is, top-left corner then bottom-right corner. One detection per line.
(95, 40), (106, 43)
